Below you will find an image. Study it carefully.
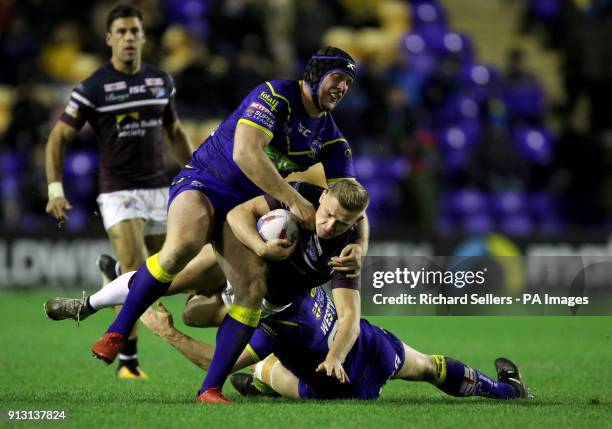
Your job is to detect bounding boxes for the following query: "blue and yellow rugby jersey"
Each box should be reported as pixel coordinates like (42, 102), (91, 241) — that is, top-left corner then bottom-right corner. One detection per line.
(190, 79), (355, 201)
(248, 287), (404, 399)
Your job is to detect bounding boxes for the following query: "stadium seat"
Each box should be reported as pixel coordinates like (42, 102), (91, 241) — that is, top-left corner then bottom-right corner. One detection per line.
(440, 31), (474, 63)
(446, 188), (488, 216)
(500, 213), (533, 236)
(461, 63), (501, 102)
(401, 32), (438, 77)
(489, 190), (527, 217)
(64, 150), (98, 178)
(530, 0), (561, 22)
(436, 121), (482, 172)
(461, 212), (494, 234)
(501, 80), (546, 122)
(512, 125), (553, 164)
(0, 150), (25, 177)
(410, 0), (448, 27)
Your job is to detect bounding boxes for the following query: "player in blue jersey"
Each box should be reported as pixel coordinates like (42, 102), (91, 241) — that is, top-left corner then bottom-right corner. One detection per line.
(91, 47), (369, 403)
(139, 287), (530, 401)
(44, 4), (194, 379)
(47, 181), (368, 390)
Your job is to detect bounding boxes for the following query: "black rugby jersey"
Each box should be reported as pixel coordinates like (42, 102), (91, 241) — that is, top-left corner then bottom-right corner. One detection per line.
(60, 62), (178, 193)
(263, 181), (358, 306)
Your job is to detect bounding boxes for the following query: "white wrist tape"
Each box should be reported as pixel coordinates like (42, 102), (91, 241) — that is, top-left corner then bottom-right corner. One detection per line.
(48, 182), (65, 200)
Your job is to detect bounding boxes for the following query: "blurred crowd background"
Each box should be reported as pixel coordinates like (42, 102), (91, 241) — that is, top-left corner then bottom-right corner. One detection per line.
(1, 0), (612, 239)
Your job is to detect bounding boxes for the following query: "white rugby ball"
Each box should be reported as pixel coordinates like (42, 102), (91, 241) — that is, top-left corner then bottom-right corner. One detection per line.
(256, 209), (299, 242)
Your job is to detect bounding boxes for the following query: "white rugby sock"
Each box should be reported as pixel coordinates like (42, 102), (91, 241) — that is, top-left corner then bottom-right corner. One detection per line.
(88, 271), (136, 310)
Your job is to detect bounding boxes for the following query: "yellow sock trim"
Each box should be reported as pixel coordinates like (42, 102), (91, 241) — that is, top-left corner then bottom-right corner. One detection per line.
(431, 355), (447, 386)
(228, 304), (261, 327)
(253, 376), (276, 394)
(145, 254), (176, 283)
(245, 344), (261, 362)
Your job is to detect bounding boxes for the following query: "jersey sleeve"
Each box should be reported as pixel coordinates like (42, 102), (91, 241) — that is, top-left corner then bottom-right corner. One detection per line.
(319, 128), (356, 183)
(236, 82), (289, 139)
(59, 82), (96, 130)
(247, 324), (280, 361)
(330, 273), (359, 290)
(162, 73), (178, 126)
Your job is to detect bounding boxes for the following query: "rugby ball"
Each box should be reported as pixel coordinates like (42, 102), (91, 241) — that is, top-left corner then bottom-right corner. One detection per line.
(256, 209), (299, 242)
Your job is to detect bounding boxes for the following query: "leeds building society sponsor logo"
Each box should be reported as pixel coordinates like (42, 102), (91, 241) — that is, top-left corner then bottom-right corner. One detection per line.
(115, 111), (162, 137)
(104, 81), (127, 92)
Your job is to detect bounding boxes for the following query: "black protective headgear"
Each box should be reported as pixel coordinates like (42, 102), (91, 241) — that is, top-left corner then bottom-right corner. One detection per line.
(303, 47), (357, 109)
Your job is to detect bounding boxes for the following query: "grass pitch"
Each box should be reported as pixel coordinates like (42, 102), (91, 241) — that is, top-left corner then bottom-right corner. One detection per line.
(0, 290), (610, 429)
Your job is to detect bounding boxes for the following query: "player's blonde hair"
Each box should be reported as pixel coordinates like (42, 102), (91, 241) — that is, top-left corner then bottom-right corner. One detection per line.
(328, 180), (369, 213)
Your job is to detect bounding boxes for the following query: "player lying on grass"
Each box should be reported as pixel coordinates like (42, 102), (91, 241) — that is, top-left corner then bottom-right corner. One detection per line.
(45, 181), (369, 395)
(139, 288), (530, 401)
(45, 180), (530, 401)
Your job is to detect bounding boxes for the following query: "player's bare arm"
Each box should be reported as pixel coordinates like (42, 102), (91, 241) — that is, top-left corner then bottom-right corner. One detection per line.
(226, 196), (296, 261)
(140, 302), (256, 372)
(164, 120), (195, 167)
(44, 121), (78, 221)
(233, 122), (316, 230)
(316, 287), (360, 383)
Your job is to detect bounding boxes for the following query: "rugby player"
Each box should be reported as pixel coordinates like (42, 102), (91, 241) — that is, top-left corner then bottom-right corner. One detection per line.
(44, 4), (194, 379)
(89, 47), (369, 403)
(139, 289), (530, 401)
(46, 181), (368, 396)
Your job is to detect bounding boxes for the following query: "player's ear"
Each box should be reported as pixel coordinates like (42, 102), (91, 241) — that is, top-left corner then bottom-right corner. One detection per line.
(105, 32), (112, 47)
(319, 190), (327, 204)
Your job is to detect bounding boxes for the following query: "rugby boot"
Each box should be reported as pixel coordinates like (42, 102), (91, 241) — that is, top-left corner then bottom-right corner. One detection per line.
(495, 357), (532, 399)
(92, 332), (125, 364)
(197, 388), (233, 404)
(44, 294), (93, 323)
(96, 253), (120, 281)
(116, 364), (149, 380)
(230, 373), (279, 397)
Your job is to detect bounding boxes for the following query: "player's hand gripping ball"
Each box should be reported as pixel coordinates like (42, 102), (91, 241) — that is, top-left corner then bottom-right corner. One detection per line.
(256, 209), (299, 261)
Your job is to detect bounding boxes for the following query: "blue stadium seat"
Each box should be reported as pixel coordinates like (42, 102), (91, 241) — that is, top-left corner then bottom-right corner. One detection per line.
(447, 188), (488, 216)
(436, 121), (482, 171)
(502, 80), (546, 121)
(411, 0), (448, 27)
(460, 212), (494, 234)
(64, 150), (99, 178)
(489, 190), (527, 217)
(512, 125), (553, 164)
(500, 213), (533, 236)
(0, 150), (25, 177)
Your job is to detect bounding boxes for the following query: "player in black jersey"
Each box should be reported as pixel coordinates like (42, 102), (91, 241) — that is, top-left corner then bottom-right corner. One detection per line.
(44, 5), (194, 379)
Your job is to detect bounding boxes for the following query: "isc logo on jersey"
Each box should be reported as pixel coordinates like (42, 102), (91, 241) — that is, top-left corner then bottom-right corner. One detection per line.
(256, 209), (299, 242)
(129, 85), (147, 94)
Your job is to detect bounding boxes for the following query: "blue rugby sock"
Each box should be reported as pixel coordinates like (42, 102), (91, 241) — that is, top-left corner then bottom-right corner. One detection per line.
(199, 304), (261, 393)
(107, 254), (175, 337)
(431, 355), (520, 399)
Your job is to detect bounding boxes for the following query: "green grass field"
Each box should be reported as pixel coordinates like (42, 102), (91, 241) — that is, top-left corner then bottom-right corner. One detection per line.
(1, 290), (610, 429)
